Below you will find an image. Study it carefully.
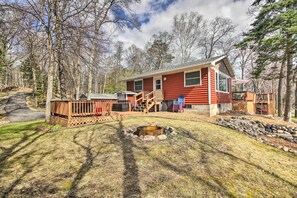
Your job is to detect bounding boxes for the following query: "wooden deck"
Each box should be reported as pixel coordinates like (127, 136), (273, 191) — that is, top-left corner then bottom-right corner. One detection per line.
(50, 99), (119, 127)
(232, 92), (275, 115)
(50, 99), (147, 127)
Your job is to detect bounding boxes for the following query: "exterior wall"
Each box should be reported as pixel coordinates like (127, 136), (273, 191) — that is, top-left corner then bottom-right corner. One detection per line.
(162, 67), (209, 104)
(143, 77), (153, 92)
(210, 68), (232, 104)
(126, 78), (153, 92)
(127, 81), (134, 92)
(215, 60), (231, 76)
(127, 95), (135, 103)
(185, 104), (210, 114)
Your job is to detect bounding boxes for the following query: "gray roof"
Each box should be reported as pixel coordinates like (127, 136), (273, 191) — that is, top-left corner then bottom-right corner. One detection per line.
(80, 93), (117, 100)
(123, 55), (234, 81)
(117, 91), (137, 95)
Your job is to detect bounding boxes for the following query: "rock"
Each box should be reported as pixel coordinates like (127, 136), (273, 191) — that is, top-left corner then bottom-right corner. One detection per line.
(133, 135), (138, 138)
(277, 129), (284, 133)
(143, 135), (155, 141)
(171, 132), (177, 136)
(277, 134), (294, 141)
(283, 147), (289, 152)
(157, 134), (167, 140)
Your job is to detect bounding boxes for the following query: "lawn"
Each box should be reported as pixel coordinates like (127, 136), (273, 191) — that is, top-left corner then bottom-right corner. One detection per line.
(0, 114), (297, 197)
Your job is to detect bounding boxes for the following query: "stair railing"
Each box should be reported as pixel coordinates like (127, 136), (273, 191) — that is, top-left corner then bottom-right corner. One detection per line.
(134, 91), (144, 107)
(145, 91), (156, 112)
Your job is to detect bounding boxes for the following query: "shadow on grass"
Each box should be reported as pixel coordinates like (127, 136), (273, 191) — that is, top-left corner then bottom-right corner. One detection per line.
(103, 120), (142, 198)
(1, 149), (55, 198)
(133, 143), (236, 197)
(0, 130), (49, 175)
(66, 129), (101, 198)
(177, 127), (297, 189)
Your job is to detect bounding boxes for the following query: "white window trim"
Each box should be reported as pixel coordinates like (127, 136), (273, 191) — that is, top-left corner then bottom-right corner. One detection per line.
(184, 69), (202, 87)
(153, 76), (162, 90)
(134, 79), (143, 92)
(215, 71), (230, 93)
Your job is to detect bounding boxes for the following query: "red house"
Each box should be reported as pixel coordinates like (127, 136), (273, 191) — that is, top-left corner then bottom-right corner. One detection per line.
(123, 55), (235, 116)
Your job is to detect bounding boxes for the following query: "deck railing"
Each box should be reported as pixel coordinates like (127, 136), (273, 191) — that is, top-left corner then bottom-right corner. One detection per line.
(50, 100), (117, 117)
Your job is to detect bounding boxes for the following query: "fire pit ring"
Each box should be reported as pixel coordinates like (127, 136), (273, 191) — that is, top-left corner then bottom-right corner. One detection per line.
(134, 126), (164, 136)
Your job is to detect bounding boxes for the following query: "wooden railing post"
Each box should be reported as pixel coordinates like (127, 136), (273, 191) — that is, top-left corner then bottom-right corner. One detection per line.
(68, 101), (72, 118)
(142, 92), (144, 102)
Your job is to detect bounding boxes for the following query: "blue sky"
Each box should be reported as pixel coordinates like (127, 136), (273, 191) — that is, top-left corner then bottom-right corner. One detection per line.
(116, 0), (254, 49)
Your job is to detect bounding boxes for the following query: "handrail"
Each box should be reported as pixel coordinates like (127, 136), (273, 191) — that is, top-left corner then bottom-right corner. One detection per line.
(145, 91), (154, 98)
(50, 100), (116, 117)
(146, 96), (156, 113)
(135, 91), (143, 97)
(134, 91), (144, 106)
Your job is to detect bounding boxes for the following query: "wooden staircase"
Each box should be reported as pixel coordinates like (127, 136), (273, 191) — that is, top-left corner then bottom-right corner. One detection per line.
(133, 91), (159, 113)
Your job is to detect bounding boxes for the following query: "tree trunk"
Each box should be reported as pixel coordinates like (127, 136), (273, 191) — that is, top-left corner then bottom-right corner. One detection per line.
(75, 71), (80, 100)
(284, 35), (293, 122)
(277, 56), (286, 117)
(32, 65), (38, 107)
(54, 0), (66, 99)
(87, 68), (93, 100)
(295, 79), (297, 118)
(102, 72), (107, 94)
(45, 36), (55, 122)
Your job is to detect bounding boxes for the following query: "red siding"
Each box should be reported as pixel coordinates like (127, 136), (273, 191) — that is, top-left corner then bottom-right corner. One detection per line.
(127, 81), (134, 91)
(143, 78), (153, 92)
(210, 68), (232, 104)
(126, 78), (153, 92)
(162, 68), (209, 104)
(127, 95), (135, 103)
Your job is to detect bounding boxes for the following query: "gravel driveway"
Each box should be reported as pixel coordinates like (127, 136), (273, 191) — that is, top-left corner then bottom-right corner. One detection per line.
(0, 92), (45, 122)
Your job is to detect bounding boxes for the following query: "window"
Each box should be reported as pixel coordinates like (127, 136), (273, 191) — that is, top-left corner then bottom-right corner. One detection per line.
(134, 80), (143, 91)
(155, 79), (161, 90)
(184, 104), (192, 109)
(184, 70), (201, 86)
(216, 72), (229, 93)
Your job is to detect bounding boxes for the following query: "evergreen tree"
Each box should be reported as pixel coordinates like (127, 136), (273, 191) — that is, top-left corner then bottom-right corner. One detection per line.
(238, 0), (297, 121)
(146, 32), (174, 70)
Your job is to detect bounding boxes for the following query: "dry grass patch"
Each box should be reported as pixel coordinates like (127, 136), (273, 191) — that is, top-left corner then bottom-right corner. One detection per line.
(0, 115), (296, 197)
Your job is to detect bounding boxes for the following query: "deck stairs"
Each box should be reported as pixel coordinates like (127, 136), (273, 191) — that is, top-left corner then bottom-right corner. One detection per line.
(133, 91), (160, 113)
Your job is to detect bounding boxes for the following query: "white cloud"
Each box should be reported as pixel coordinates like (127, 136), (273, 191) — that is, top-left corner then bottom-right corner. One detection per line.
(116, 0), (254, 49)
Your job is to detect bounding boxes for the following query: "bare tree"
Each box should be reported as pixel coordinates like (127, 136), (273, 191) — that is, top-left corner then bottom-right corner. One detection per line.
(172, 12), (204, 63)
(201, 17), (236, 58)
(125, 44), (145, 73)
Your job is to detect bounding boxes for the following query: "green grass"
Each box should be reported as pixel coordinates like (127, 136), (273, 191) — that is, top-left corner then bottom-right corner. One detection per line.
(0, 114), (296, 197)
(0, 120), (48, 141)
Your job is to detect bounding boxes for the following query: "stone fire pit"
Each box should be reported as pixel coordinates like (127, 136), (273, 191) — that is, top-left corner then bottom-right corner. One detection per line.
(123, 125), (177, 141)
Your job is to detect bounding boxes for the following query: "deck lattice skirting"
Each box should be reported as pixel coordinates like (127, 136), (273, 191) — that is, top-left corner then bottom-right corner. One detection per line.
(50, 114), (124, 127)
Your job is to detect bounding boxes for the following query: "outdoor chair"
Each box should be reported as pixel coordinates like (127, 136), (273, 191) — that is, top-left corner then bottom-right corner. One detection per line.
(95, 107), (103, 116)
(178, 95), (185, 113)
(172, 100), (179, 112)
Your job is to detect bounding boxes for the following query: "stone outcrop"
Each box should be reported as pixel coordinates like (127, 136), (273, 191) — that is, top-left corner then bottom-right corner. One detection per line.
(217, 116), (297, 155)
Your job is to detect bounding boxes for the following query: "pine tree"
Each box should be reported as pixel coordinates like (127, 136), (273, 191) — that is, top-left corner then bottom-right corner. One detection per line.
(238, 0), (297, 121)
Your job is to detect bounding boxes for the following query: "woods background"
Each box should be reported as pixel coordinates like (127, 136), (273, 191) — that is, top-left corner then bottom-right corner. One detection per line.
(0, 0), (296, 121)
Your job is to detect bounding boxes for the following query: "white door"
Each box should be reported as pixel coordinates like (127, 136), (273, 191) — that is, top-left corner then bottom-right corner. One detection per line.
(154, 77), (163, 101)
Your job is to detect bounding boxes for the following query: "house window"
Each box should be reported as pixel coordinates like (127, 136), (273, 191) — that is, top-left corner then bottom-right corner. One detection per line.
(216, 72), (229, 93)
(184, 104), (192, 109)
(184, 70), (201, 86)
(155, 79), (161, 90)
(134, 80), (143, 91)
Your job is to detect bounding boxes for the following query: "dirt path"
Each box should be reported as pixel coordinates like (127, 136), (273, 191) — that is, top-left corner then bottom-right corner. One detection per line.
(0, 92), (45, 122)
